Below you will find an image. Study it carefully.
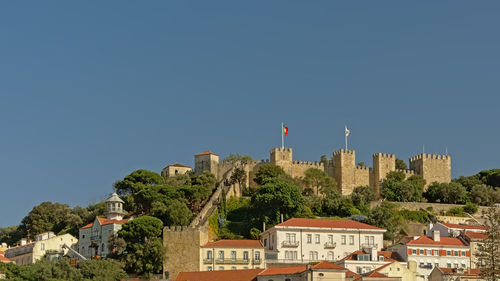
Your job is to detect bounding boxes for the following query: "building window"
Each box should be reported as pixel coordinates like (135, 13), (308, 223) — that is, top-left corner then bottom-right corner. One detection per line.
(420, 250), (424, 255)
(447, 263), (451, 268)
(328, 251), (334, 261)
(307, 234), (312, 243)
(219, 266), (224, 270)
(447, 251), (451, 256)
(434, 250), (438, 256)
(328, 235), (333, 244)
(243, 251), (248, 261)
(412, 249), (417, 254)
(341, 235), (346, 245)
(207, 250), (213, 260)
(264, 239), (267, 247)
(255, 251), (260, 261)
(420, 262), (424, 268)
(207, 266), (213, 271)
(315, 234), (320, 244)
(461, 251), (466, 256)
(427, 263), (432, 268)
(349, 235), (354, 245)
(462, 263), (466, 268)
(231, 266), (236, 270)
(309, 251), (318, 261)
(454, 263), (459, 268)
(435, 263), (439, 267)
(41, 243), (45, 251)
(286, 233), (296, 243)
(231, 251), (236, 261)
(218, 251), (224, 260)
(454, 251), (459, 256)
(370, 236), (374, 245)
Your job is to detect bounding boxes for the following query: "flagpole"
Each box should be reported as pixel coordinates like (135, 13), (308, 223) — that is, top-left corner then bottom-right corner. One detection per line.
(345, 126), (348, 150)
(281, 122), (284, 149)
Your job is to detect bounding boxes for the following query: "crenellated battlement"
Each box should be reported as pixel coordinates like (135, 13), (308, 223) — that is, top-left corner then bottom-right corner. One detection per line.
(333, 149), (355, 155)
(355, 166), (371, 171)
(373, 152), (395, 159)
(395, 169), (415, 176)
(164, 225), (197, 232)
(271, 147), (292, 152)
(409, 153), (451, 162)
(292, 160), (324, 167)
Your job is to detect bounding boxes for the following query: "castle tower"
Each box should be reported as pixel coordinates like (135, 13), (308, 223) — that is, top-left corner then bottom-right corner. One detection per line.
(332, 149), (356, 195)
(409, 153), (451, 188)
(105, 192), (125, 220)
(270, 147), (293, 166)
(194, 151), (219, 176)
(372, 153), (396, 196)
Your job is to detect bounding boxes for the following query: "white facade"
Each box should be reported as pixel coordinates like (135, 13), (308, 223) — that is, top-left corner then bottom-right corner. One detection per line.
(77, 192), (128, 258)
(261, 218), (385, 265)
(427, 223), (487, 238)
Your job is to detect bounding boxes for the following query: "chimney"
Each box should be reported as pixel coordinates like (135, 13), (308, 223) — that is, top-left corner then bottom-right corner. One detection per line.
(433, 230), (440, 242)
(281, 213), (284, 223)
(263, 222), (266, 232)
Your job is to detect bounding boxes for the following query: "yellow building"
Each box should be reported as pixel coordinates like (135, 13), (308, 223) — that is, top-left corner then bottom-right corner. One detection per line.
(428, 267), (483, 281)
(4, 232), (77, 265)
(200, 239), (265, 271)
(370, 261), (418, 281)
(257, 260), (349, 281)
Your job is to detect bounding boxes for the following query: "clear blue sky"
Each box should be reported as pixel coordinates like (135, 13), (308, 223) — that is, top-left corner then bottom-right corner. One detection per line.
(1, 1), (499, 227)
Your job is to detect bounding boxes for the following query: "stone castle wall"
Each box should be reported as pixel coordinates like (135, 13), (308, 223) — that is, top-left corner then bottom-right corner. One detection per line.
(409, 154), (451, 187)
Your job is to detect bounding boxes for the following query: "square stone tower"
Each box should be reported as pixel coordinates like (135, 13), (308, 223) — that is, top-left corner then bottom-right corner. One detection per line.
(372, 153), (396, 196)
(194, 151), (219, 176)
(409, 154), (451, 188)
(332, 149), (356, 195)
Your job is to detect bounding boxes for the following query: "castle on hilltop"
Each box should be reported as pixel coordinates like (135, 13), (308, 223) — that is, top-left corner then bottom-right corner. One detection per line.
(162, 147), (451, 195)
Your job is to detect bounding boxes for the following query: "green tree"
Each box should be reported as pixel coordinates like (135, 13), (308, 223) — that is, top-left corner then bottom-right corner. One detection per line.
(321, 189), (343, 216)
(454, 175), (483, 191)
(164, 173), (191, 188)
(351, 186), (377, 212)
(0, 226), (23, 246)
(116, 216), (166, 278)
(381, 171), (423, 202)
(395, 158), (407, 170)
(477, 169), (500, 188)
(302, 168), (337, 196)
(369, 201), (408, 242)
(423, 182), (467, 204)
(114, 169), (165, 197)
(151, 199), (193, 226)
(254, 164), (287, 186)
(190, 171), (217, 191)
(230, 167), (247, 188)
(222, 153), (253, 163)
(79, 259), (127, 281)
(251, 178), (305, 225)
(463, 202), (478, 214)
(477, 208), (500, 281)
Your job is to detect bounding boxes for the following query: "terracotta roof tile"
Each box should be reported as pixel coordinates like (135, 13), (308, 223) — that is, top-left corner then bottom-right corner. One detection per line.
(0, 251), (11, 263)
(442, 223), (488, 231)
(465, 231), (488, 239)
(340, 250), (402, 262)
(312, 260), (347, 270)
(258, 266), (307, 276)
(202, 239), (263, 248)
(175, 269), (263, 281)
(366, 271), (389, 278)
(167, 163), (191, 168)
(346, 269), (362, 280)
(276, 218), (384, 230)
(407, 236), (467, 247)
(195, 151), (219, 156)
(80, 218), (129, 229)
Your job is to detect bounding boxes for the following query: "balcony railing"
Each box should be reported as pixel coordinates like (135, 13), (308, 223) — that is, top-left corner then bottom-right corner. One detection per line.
(281, 241), (300, 247)
(216, 258), (250, 265)
(253, 259), (262, 265)
(324, 242), (336, 249)
(90, 235), (101, 241)
(203, 258), (213, 264)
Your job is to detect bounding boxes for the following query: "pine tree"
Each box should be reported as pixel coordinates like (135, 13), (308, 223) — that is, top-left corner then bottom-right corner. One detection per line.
(478, 208), (500, 281)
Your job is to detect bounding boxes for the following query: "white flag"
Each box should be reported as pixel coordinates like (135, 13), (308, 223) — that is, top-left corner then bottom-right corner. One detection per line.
(345, 126), (351, 137)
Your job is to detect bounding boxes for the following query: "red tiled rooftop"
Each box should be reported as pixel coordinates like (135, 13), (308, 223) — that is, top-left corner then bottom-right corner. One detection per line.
(202, 239), (263, 248)
(175, 269), (263, 281)
(258, 266), (307, 276)
(167, 163), (191, 168)
(195, 150), (219, 156)
(312, 260), (347, 270)
(80, 217), (129, 229)
(366, 271), (389, 278)
(276, 218), (384, 230)
(442, 223), (488, 231)
(340, 250), (402, 262)
(465, 231), (488, 239)
(346, 269), (362, 280)
(438, 268), (481, 276)
(0, 251), (11, 263)
(407, 236), (467, 247)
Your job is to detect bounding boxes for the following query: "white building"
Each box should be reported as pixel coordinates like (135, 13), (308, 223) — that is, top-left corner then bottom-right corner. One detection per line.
(260, 218), (386, 265)
(397, 230), (470, 280)
(428, 223), (487, 238)
(78, 192), (129, 258)
(337, 249), (404, 274)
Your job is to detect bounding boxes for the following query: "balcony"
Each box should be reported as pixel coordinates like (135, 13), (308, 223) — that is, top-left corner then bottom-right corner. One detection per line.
(216, 258), (250, 265)
(203, 258), (213, 264)
(361, 243), (378, 249)
(253, 259), (262, 265)
(324, 242), (336, 249)
(281, 241), (300, 247)
(90, 235), (101, 241)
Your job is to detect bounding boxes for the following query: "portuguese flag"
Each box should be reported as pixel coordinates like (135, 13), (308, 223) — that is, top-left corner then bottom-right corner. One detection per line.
(283, 124), (288, 136)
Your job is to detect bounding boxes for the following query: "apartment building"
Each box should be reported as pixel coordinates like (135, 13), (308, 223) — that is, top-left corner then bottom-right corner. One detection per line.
(200, 239), (265, 271)
(337, 249), (404, 274)
(260, 218), (385, 265)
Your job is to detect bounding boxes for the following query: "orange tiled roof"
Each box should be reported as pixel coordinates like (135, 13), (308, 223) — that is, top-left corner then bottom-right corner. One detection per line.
(438, 268), (481, 276)
(276, 218), (384, 230)
(0, 251), (11, 263)
(312, 260), (347, 270)
(195, 151), (219, 156)
(407, 236), (467, 247)
(442, 223), (488, 231)
(340, 250), (402, 262)
(465, 231), (488, 239)
(202, 239), (263, 248)
(346, 269), (362, 280)
(258, 266), (307, 276)
(366, 271), (389, 278)
(175, 269), (263, 281)
(80, 217), (129, 229)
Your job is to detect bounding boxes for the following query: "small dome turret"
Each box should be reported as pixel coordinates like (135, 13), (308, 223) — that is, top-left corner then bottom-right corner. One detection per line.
(105, 192), (125, 220)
